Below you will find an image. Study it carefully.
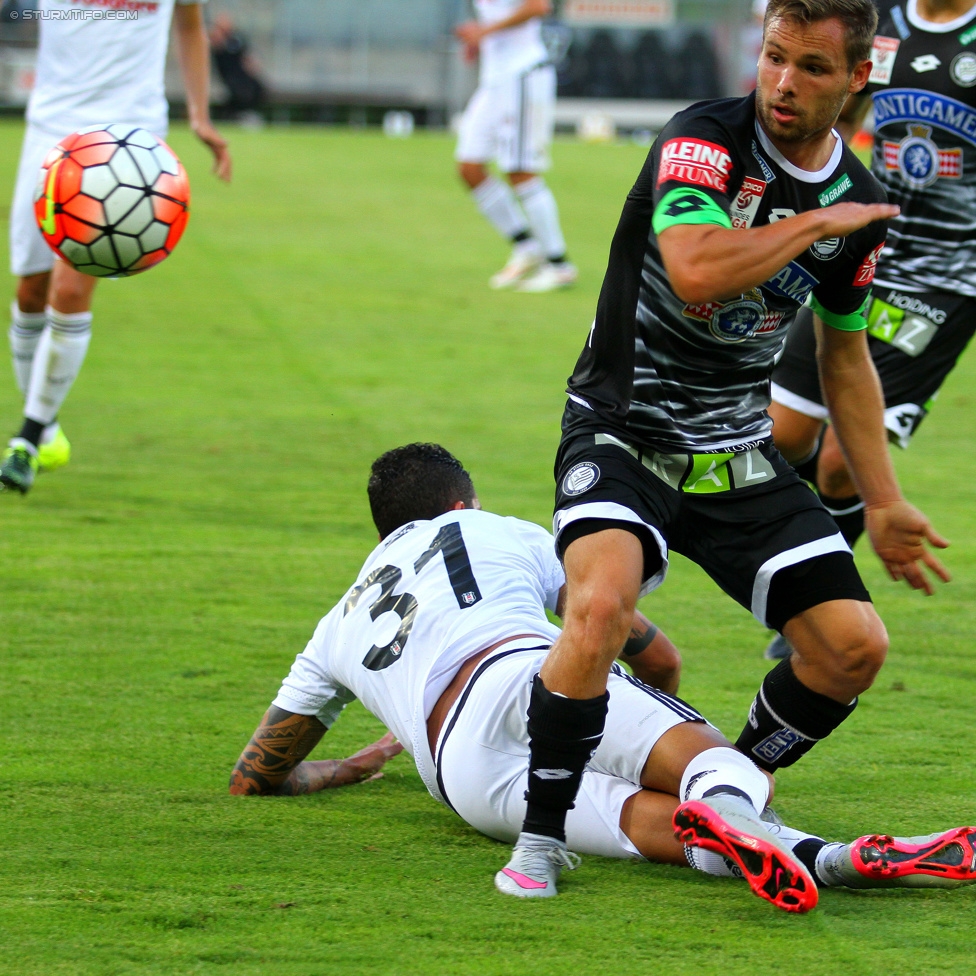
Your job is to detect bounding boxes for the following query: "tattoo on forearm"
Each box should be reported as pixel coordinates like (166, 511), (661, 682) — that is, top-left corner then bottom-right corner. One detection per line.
(622, 618), (659, 657)
(229, 707), (327, 795)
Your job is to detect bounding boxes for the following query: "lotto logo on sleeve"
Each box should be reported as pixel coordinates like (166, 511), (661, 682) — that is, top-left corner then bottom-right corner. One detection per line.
(658, 139), (733, 193)
(854, 243), (884, 286)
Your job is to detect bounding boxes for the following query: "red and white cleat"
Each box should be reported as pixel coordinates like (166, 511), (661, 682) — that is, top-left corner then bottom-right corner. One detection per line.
(674, 797), (819, 913)
(837, 827), (976, 888)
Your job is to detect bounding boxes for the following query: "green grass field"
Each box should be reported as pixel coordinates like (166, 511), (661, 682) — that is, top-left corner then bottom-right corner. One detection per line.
(1, 120), (974, 976)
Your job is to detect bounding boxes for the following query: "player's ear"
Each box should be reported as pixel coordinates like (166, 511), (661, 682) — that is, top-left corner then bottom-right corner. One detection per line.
(849, 59), (871, 94)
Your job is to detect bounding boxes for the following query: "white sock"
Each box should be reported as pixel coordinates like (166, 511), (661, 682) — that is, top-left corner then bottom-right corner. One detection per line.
(679, 746), (770, 814)
(471, 175), (530, 241)
(9, 301), (47, 396)
(24, 308), (92, 425)
(514, 177), (567, 261)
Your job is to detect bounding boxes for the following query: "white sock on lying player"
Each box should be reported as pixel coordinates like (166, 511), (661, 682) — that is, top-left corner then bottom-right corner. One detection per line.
(24, 308), (92, 425)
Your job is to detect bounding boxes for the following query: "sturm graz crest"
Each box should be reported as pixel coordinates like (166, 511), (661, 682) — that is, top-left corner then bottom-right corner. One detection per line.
(562, 461), (600, 496)
(710, 298), (766, 342)
(898, 124), (941, 189)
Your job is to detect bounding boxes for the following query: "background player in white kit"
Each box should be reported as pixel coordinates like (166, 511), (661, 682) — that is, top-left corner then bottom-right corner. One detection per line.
(2, 0), (231, 494)
(454, 0), (577, 292)
(229, 443), (976, 910)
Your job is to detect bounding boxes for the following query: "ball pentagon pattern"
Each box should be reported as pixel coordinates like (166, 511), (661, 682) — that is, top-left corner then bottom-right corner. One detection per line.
(33, 124), (190, 278)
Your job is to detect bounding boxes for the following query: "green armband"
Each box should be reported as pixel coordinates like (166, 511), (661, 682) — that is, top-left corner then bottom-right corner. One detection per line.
(810, 294), (870, 332)
(652, 188), (733, 235)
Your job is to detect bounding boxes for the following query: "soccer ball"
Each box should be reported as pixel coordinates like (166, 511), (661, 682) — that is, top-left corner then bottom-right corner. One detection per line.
(34, 123), (190, 278)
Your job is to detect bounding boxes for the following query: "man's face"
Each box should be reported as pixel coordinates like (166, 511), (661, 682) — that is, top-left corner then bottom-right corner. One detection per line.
(756, 16), (867, 145)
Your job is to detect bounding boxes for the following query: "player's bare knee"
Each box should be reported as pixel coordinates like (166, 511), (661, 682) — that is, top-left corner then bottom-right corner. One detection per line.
(565, 589), (634, 660)
(825, 618), (888, 691)
(458, 162), (487, 189)
(49, 276), (92, 313)
(817, 439), (855, 497)
(16, 274), (49, 314)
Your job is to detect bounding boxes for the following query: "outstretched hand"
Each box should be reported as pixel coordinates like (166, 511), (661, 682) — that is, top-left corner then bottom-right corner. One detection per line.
(329, 732), (403, 787)
(865, 499), (950, 595)
(818, 201), (900, 238)
(191, 120), (232, 183)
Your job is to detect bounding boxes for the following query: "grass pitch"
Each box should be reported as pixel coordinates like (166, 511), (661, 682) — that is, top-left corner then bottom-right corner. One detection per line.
(1, 121), (974, 976)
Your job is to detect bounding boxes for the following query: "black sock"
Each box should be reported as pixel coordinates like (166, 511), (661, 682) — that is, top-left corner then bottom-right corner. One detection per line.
(17, 417), (45, 449)
(819, 491), (865, 547)
(793, 837), (829, 886)
(735, 658), (857, 771)
(522, 674), (608, 842)
(512, 230), (530, 244)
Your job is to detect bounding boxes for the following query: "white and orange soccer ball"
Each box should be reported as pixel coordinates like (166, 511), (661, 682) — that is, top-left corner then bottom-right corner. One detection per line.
(34, 123), (190, 277)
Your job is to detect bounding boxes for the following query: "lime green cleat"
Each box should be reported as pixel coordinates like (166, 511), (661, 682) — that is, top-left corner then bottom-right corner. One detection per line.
(37, 425), (71, 473)
(0, 444), (39, 494)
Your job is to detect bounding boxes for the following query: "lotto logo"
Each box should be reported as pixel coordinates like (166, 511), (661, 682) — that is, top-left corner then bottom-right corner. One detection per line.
(658, 139), (733, 193)
(854, 243), (884, 286)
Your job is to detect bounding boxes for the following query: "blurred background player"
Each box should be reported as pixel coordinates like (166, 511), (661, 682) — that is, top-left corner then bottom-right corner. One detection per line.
(454, 0), (577, 292)
(209, 11), (266, 128)
(2, 0), (232, 494)
(764, 0), (976, 659)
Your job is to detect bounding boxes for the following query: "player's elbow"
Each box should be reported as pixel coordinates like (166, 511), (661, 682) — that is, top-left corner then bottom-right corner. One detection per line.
(228, 761), (268, 796)
(668, 268), (717, 305)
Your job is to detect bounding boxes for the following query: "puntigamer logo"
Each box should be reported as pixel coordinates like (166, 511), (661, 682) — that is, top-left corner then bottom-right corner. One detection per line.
(818, 174), (853, 207)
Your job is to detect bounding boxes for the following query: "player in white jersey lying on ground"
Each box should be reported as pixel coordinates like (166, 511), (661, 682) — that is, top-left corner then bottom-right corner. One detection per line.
(2, 0), (231, 494)
(454, 0), (577, 292)
(229, 444), (976, 911)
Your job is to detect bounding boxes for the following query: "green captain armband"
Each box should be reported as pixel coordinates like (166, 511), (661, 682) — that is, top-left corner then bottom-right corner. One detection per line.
(810, 294), (870, 332)
(652, 188), (733, 234)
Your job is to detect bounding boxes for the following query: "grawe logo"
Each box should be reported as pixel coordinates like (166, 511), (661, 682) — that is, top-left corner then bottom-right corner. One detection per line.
(658, 139), (733, 192)
(854, 243), (884, 286)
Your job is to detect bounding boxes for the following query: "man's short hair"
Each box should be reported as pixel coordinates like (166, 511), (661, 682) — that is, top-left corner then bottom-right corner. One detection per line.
(368, 443), (476, 539)
(764, 0), (878, 69)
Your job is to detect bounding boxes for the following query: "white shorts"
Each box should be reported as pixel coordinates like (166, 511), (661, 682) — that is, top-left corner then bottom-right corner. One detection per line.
(455, 64), (555, 174)
(435, 647), (705, 859)
(9, 123), (67, 277)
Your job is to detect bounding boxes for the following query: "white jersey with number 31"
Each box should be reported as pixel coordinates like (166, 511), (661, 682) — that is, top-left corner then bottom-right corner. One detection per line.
(273, 509), (563, 799)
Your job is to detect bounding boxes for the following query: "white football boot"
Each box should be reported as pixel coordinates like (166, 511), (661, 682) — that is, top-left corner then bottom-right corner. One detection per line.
(489, 240), (543, 290)
(495, 832), (581, 898)
(516, 261), (578, 293)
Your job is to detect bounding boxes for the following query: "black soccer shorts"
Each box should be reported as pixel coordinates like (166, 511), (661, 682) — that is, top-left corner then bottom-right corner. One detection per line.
(772, 291), (976, 448)
(552, 408), (871, 632)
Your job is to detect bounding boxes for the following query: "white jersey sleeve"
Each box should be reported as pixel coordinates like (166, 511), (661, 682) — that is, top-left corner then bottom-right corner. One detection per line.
(27, 0), (205, 138)
(501, 516), (564, 613)
(273, 606), (357, 727)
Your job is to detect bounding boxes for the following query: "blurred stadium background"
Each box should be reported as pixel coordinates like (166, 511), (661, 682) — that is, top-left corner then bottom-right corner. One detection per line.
(1, 0), (762, 134)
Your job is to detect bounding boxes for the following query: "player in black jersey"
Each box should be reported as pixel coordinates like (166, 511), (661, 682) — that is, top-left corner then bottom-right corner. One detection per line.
(497, 0), (952, 897)
(766, 0), (976, 659)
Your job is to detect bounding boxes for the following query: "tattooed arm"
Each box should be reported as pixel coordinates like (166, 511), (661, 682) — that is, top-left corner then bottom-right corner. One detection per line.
(229, 706), (403, 796)
(619, 611), (682, 694)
